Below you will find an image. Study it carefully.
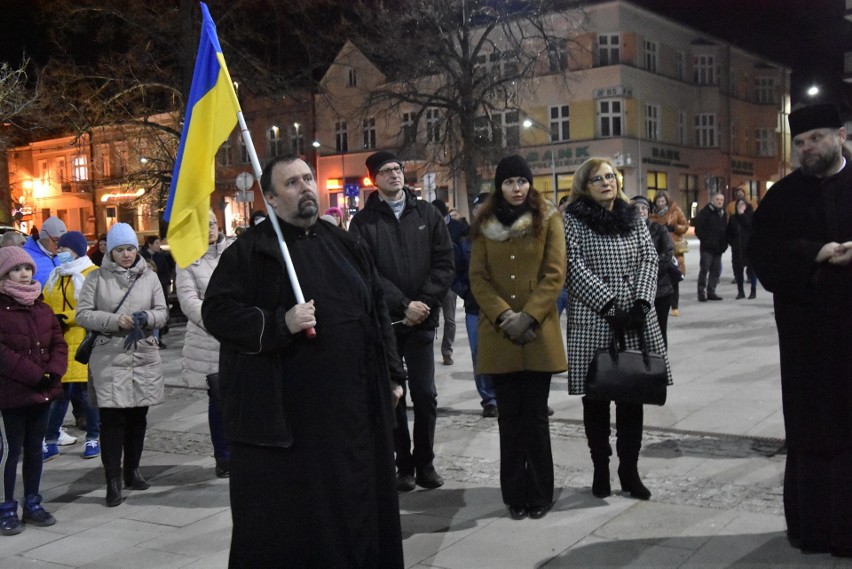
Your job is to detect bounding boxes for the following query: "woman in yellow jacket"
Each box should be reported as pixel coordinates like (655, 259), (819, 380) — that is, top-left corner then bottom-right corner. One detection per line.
(469, 155), (567, 521)
(41, 232), (100, 460)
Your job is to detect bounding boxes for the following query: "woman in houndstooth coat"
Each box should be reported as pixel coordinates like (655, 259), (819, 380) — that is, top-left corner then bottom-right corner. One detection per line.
(564, 157), (672, 502)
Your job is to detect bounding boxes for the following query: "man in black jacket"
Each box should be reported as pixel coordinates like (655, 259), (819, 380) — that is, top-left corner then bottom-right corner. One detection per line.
(350, 151), (455, 492)
(202, 155), (406, 568)
(694, 192), (727, 301)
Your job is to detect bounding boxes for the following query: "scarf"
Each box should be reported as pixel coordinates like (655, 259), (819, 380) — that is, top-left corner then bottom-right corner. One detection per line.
(44, 255), (94, 299)
(566, 197), (639, 236)
(0, 279), (42, 306)
(495, 202), (530, 227)
(656, 205), (669, 216)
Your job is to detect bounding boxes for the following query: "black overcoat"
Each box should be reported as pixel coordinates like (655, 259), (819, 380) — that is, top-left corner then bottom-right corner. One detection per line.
(748, 162), (852, 453)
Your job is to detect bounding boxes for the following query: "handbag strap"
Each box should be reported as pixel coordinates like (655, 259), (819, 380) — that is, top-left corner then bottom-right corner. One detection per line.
(111, 274), (140, 314)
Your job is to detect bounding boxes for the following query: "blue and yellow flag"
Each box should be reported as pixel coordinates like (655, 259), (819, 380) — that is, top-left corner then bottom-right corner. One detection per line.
(165, 2), (240, 268)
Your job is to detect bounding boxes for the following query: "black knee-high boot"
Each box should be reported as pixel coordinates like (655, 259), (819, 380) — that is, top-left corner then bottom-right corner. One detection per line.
(583, 397), (612, 498)
(615, 402), (650, 500)
(123, 407), (149, 490)
(99, 409), (125, 506)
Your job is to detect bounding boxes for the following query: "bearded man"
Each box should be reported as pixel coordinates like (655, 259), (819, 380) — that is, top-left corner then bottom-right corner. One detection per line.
(749, 103), (852, 558)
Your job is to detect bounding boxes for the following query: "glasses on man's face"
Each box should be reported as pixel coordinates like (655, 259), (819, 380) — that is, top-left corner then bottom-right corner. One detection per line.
(377, 166), (403, 177)
(209, 222), (218, 229)
(589, 172), (617, 186)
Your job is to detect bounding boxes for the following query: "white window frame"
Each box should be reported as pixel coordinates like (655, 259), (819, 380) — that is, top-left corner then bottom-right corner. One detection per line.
(693, 54), (716, 85)
(267, 126), (282, 157)
(72, 155), (88, 182)
(218, 138), (232, 166)
(290, 125), (304, 156)
(695, 113), (717, 147)
(550, 105), (570, 142)
(425, 108), (441, 143)
(335, 121), (348, 152)
(677, 111), (687, 145)
(755, 77), (776, 104)
(645, 104), (660, 141)
(644, 40), (658, 73)
(401, 112), (416, 144)
(598, 99), (623, 138)
(756, 128), (776, 157)
(598, 34), (620, 66)
(362, 117), (377, 150)
(675, 51), (685, 80)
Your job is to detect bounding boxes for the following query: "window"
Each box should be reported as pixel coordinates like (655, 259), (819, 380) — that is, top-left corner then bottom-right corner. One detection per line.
(675, 51), (685, 80)
(598, 99), (622, 137)
(647, 170), (667, 193)
(401, 112), (417, 144)
(755, 77), (776, 104)
(72, 155), (88, 182)
(55, 158), (67, 182)
(290, 124), (304, 155)
(731, 122), (739, 154)
(645, 104), (660, 141)
(550, 105), (570, 142)
(547, 39), (569, 73)
(598, 34), (620, 66)
(473, 114), (491, 145)
(348, 69), (357, 87)
(239, 136), (249, 164)
(425, 108), (441, 143)
(267, 126), (282, 157)
(693, 54), (716, 85)
(335, 121), (348, 152)
(218, 138), (232, 166)
(695, 113), (716, 147)
(679, 174), (699, 216)
(677, 111), (687, 145)
(475, 51), (517, 77)
(756, 128), (776, 157)
(644, 41), (658, 73)
(363, 118), (376, 149)
(497, 110), (520, 147)
(39, 159), (48, 181)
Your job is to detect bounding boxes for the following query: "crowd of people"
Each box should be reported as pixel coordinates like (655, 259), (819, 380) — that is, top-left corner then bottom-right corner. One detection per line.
(1, 102), (850, 562)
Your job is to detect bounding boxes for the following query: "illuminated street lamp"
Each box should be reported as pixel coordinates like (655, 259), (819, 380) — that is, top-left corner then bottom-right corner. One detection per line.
(806, 85), (819, 97)
(522, 118), (558, 204)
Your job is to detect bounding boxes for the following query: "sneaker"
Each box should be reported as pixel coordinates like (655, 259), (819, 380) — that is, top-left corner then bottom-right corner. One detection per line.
(82, 440), (100, 459)
(22, 506), (55, 527)
(0, 512), (23, 536)
(57, 428), (77, 446)
(42, 442), (59, 462)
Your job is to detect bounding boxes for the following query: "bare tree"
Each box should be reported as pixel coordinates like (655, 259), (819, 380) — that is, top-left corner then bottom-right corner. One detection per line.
(350, 0), (587, 206)
(0, 59), (39, 225)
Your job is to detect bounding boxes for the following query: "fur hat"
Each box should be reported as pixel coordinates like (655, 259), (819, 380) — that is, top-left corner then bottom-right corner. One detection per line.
(0, 246), (36, 279)
(106, 223), (138, 253)
(40, 217), (67, 240)
(789, 103), (843, 138)
(365, 151), (402, 181)
(494, 155), (534, 193)
(58, 231), (89, 258)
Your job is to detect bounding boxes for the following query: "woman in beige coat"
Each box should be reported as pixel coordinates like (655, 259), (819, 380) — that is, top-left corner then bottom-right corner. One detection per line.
(76, 223), (168, 507)
(469, 155), (567, 521)
(175, 212), (230, 477)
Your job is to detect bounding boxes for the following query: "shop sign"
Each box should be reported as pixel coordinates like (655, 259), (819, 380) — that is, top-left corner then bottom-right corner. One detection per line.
(644, 146), (689, 168)
(524, 146), (590, 170)
(731, 159), (754, 175)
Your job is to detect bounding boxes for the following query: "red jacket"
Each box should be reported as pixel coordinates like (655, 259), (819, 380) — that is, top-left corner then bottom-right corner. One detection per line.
(0, 293), (66, 409)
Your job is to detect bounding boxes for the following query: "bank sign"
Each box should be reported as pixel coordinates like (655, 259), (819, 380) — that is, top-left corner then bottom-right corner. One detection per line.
(524, 146), (591, 171)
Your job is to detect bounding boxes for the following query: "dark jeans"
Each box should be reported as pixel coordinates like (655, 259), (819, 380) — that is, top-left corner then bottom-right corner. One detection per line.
(466, 313), (496, 408)
(671, 280), (680, 310)
(439, 291), (457, 357)
(45, 383), (100, 442)
(492, 372), (553, 508)
(99, 407), (148, 479)
(208, 392), (230, 461)
(1, 403), (50, 502)
(582, 397), (643, 463)
(697, 250), (722, 296)
(654, 294), (673, 348)
(394, 328), (438, 474)
(732, 254), (757, 294)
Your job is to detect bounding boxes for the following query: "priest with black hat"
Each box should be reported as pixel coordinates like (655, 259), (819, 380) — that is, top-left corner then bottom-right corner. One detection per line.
(748, 103), (852, 557)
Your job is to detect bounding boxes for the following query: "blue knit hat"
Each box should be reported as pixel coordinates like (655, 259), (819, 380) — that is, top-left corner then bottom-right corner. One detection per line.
(58, 231), (89, 258)
(106, 223), (138, 253)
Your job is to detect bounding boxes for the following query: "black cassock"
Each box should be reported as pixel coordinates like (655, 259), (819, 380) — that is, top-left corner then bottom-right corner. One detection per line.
(204, 219), (404, 568)
(749, 159), (852, 555)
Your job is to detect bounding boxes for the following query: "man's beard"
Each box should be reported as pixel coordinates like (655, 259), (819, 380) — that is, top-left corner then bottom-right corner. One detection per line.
(800, 147), (840, 177)
(297, 196), (319, 219)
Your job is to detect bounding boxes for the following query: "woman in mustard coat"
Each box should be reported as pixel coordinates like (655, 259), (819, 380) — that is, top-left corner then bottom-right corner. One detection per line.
(469, 155), (566, 521)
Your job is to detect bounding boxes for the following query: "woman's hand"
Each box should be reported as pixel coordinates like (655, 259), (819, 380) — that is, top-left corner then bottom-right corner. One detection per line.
(117, 314), (135, 331)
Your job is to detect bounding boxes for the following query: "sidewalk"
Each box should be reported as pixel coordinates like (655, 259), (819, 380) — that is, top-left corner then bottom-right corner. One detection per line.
(3, 241), (850, 568)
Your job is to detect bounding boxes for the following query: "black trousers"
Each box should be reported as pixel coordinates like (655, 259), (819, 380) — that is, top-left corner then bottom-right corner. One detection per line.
(492, 372), (553, 509)
(654, 294), (673, 348)
(99, 407), (148, 480)
(697, 250), (722, 296)
(784, 449), (852, 555)
(393, 328), (438, 474)
(582, 397), (643, 463)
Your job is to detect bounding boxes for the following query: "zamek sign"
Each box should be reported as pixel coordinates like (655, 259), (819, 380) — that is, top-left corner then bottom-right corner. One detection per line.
(524, 145), (591, 171)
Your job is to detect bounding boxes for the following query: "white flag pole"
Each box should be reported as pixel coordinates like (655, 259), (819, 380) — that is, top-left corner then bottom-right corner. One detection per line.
(237, 111), (316, 338)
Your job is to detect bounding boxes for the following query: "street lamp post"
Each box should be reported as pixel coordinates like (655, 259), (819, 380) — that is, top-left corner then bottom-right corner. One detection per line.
(522, 118), (558, 204)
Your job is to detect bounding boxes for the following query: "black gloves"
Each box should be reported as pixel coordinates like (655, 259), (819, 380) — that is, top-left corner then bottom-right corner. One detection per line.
(603, 305), (630, 331)
(122, 312), (149, 351)
(36, 373), (58, 390)
(55, 314), (69, 332)
(628, 300), (650, 329)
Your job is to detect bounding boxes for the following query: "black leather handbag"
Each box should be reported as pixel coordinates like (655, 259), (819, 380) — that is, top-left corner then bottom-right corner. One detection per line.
(585, 327), (668, 406)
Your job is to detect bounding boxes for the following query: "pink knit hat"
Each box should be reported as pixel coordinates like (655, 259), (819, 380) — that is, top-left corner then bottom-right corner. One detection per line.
(0, 246), (36, 279)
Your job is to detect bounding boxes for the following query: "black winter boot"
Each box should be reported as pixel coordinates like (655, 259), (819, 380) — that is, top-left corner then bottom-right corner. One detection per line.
(123, 469), (150, 490)
(592, 460), (611, 498)
(748, 286), (756, 299)
(618, 461), (651, 500)
(106, 477), (125, 507)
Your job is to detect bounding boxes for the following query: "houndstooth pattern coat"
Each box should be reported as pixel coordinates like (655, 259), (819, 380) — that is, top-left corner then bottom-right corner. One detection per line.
(564, 198), (673, 394)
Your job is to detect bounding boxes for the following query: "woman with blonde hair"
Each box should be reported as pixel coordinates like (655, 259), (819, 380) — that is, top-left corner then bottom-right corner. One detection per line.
(564, 157), (671, 500)
(649, 190), (688, 316)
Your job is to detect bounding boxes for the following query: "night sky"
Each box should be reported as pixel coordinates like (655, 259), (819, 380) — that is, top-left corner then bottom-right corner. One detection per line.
(1, 0), (850, 108)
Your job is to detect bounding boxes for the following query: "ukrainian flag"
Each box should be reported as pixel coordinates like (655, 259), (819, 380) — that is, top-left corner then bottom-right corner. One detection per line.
(165, 2), (240, 268)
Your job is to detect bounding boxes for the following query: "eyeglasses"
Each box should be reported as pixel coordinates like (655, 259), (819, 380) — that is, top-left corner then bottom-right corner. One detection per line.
(589, 173), (617, 186)
(208, 222), (218, 229)
(377, 166), (403, 177)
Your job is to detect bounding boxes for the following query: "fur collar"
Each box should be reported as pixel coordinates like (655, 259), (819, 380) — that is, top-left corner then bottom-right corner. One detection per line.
(567, 197), (638, 236)
(479, 205), (557, 242)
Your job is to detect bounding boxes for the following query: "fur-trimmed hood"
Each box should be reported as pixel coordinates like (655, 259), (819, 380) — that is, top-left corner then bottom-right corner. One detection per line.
(479, 204), (558, 242)
(566, 197), (639, 236)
